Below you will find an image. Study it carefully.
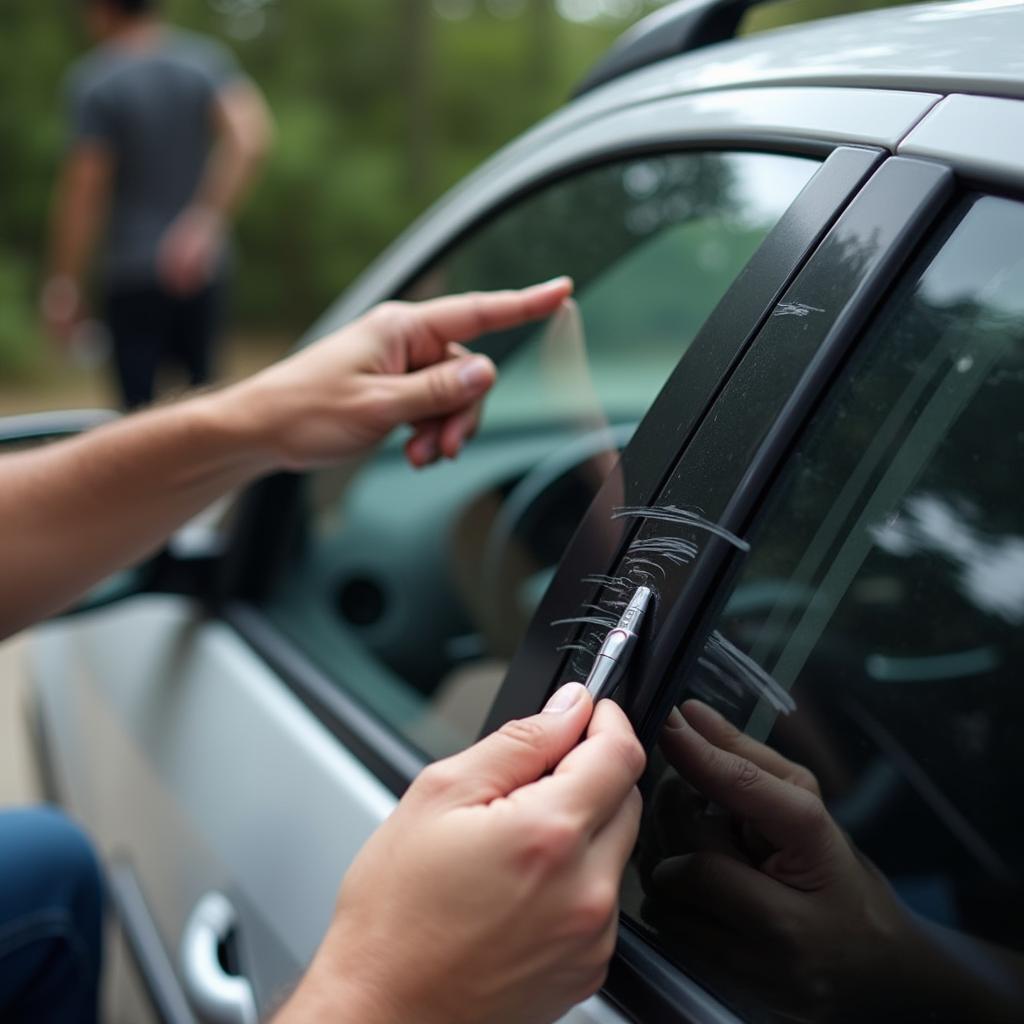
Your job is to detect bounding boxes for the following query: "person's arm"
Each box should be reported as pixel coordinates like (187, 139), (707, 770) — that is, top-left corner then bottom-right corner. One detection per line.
(40, 142), (113, 342)
(158, 79), (273, 295)
(0, 277), (571, 641)
(202, 80), (274, 217)
(276, 686), (646, 1024)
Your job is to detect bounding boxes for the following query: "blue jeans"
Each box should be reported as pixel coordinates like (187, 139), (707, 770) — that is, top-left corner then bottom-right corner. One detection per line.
(0, 807), (103, 1023)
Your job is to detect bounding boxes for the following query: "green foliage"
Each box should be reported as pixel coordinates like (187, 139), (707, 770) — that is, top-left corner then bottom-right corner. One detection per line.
(0, 252), (44, 378)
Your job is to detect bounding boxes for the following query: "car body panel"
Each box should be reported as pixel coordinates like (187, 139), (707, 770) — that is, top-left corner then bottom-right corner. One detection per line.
(899, 93), (1024, 187)
(29, 596), (397, 1008)
(570, 0), (1024, 110)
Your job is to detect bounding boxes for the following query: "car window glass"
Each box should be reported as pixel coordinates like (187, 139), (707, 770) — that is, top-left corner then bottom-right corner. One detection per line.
(625, 195), (1024, 1023)
(259, 151), (817, 761)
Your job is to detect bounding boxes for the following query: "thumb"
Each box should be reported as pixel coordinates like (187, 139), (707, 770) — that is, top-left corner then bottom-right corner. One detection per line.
(414, 683), (593, 807)
(387, 353), (497, 424)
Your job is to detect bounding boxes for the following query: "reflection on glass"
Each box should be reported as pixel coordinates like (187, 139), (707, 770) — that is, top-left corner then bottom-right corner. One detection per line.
(625, 196), (1024, 1021)
(262, 151), (817, 759)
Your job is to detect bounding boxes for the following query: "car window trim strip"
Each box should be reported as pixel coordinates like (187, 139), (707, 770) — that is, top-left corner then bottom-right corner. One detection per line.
(605, 924), (744, 1024)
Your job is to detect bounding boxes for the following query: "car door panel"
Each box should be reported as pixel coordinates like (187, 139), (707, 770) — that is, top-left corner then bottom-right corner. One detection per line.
(29, 596), (394, 1012)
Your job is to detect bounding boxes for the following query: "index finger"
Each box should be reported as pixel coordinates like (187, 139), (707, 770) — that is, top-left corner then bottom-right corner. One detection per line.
(661, 711), (834, 861)
(539, 698), (646, 833)
(670, 700), (821, 797)
(411, 277), (573, 347)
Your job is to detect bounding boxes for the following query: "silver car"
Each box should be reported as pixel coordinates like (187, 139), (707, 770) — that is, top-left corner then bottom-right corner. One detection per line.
(16, 0), (1024, 1020)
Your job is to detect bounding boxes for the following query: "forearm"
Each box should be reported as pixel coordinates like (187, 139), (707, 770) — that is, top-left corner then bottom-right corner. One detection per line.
(0, 392), (272, 640)
(272, 937), (401, 1024)
(193, 84), (272, 220)
(5, 279), (570, 638)
(192, 138), (258, 221)
(48, 204), (99, 285)
(47, 146), (109, 283)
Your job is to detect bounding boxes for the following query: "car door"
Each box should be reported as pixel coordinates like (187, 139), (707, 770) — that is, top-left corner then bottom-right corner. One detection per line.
(26, 88), (928, 1023)
(521, 159), (1024, 1020)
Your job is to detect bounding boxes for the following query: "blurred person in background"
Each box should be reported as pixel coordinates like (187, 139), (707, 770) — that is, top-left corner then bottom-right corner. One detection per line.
(40, 0), (273, 409)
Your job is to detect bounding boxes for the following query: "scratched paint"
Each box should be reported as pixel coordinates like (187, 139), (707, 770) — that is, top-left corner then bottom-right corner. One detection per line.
(550, 614), (620, 630)
(701, 630), (796, 714)
(581, 573), (634, 592)
(611, 505), (750, 552)
(555, 506), (756, 685)
(772, 301), (826, 318)
(626, 536), (700, 564)
(556, 643), (599, 656)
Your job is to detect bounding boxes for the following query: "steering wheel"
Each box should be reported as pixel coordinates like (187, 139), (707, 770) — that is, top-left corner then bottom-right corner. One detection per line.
(477, 422), (637, 657)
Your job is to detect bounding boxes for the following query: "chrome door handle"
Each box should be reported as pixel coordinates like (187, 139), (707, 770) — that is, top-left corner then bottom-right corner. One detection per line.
(180, 892), (258, 1024)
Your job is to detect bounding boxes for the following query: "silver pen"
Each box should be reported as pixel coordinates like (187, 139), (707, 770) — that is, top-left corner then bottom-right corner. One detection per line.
(583, 586), (651, 701)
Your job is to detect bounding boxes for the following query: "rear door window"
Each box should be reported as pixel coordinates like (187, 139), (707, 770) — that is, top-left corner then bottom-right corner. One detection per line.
(624, 194), (1024, 1023)
(257, 150), (817, 760)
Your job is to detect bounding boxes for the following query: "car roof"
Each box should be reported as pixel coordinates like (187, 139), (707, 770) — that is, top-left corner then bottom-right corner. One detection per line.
(570, 0), (1024, 117)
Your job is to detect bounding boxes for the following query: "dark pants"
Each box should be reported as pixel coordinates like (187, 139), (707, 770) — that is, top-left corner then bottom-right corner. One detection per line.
(0, 807), (103, 1024)
(106, 281), (224, 410)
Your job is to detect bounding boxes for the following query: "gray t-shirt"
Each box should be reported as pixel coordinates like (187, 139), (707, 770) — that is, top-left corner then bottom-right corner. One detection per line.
(66, 29), (243, 288)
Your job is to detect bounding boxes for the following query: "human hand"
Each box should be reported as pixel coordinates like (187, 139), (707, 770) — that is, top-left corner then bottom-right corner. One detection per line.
(645, 700), (914, 1020)
(157, 205), (224, 295)
(277, 683), (644, 1024)
(221, 277), (573, 472)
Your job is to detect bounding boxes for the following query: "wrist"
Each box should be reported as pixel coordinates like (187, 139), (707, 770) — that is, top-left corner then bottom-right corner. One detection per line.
(186, 202), (226, 231)
(184, 387), (281, 483)
(279, 940), (401, 1024)
(41, 274), (81, 321)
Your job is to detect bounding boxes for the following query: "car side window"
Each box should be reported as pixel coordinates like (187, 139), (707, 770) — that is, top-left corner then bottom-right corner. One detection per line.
(626, 194), (1024, 1023)
(259, 151), (817, 761)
